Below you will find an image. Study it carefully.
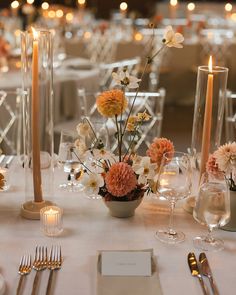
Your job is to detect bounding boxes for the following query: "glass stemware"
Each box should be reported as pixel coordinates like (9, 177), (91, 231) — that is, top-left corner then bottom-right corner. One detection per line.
(193, 172), (230, 251)
(58, 130), (84, 192)
(155, 151), (192, 244)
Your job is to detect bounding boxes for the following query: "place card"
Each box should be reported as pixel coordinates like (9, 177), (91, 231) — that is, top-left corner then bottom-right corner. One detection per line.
(101, 251), (152, 276)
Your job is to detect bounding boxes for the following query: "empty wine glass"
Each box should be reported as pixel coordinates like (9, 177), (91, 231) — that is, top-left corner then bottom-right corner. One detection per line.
(155, 151), (192, 244)
(193, 172), (230, 251)
(58, 130), (84, 192)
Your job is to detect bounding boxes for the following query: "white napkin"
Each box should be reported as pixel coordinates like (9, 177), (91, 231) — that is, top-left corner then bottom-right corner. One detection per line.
(97, 249), (163, 295)
(0, 274), (5, 295)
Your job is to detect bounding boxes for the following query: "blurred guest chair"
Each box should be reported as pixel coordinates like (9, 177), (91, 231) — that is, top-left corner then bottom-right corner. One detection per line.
(225, 91), (236, 143)
(0, 89), (24, 155)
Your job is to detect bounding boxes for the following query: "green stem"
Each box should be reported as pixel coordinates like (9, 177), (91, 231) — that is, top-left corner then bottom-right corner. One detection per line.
(122, 123), (142, 161)
(115, 115), (121, 161)
(82, 117), (98, 142)
(71, 149), (92, 173)
(121, 43), (167, 139)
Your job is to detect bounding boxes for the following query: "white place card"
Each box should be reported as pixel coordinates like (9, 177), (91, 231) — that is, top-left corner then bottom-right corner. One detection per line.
(101, 251), (152, 277)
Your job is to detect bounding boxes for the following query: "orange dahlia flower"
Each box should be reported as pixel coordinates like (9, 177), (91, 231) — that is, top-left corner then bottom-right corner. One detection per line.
(96, 89), (127, 118)
(147, 137), (174, 166)
(105, 162), (137, 197)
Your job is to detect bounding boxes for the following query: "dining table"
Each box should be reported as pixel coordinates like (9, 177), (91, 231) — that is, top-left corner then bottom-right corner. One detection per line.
(0, 158), (235, 295)
(0, 57), (100, 124)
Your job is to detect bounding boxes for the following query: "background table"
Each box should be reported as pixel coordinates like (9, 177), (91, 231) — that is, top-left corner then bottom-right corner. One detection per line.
(0, 160), (235, 295)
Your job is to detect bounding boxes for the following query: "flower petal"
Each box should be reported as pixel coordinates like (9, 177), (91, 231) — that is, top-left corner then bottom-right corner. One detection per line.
(175, 32), (184, 43)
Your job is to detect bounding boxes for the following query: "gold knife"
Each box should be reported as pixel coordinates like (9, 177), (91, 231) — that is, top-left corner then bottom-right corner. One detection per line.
(188, 252), (209, 295)
(199, 253), (220, 295)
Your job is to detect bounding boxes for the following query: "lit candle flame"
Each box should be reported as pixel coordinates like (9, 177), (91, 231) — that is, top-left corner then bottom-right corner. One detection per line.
(208, 56), (213, 73)
(31, 27), (38, 40)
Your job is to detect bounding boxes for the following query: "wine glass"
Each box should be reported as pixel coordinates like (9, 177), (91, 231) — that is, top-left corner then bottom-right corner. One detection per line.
(58, 130), (84, 192)
(155, 151), (192, 244)
(193, 172), (230, 251)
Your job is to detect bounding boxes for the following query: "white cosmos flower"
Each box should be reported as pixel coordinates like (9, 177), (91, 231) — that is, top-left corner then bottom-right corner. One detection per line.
(112, 70), (141, 89)
(133, 156), (156, 184)
(93, 148), (115, 161)
(214, 142), (236, 173)
(163, 26), (184, 48)
(76, 122), (93, 138)
(74, 138), (87, 157)
(81, 173), (104, 195)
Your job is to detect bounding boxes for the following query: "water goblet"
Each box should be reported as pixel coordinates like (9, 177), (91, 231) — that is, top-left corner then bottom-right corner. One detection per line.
(58, 130), (84, 192)
(155, 151), (192, 244)
(193, 172), (230, 251)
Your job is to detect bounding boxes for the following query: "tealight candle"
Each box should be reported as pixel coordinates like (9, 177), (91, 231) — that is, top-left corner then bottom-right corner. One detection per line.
(40, 206), (63, 236)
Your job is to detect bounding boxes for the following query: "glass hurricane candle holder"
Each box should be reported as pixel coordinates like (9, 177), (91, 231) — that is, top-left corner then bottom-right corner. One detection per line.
(191, 63), (228, 176)
(20, 28), (54, 219)
(40, 206), (63, 237)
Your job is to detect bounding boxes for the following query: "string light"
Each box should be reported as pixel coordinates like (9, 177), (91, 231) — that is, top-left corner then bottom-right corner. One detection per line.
(11, 1), (19, 9)
(187, 3), (195, 11)
(170, 0), (178, 7)
(56, 9), (64, 18)
(66, 13), (74, 22)
(41, 2), (49, 10)
(120, 2), (128, 11)
(78, 0), (86, 5)
(225, 3), (233, 12)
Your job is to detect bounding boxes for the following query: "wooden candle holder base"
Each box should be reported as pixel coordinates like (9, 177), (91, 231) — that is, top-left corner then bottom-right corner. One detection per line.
(21, 200), (54, 220)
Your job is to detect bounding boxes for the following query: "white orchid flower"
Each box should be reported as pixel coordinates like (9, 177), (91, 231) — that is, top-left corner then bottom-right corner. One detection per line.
(81, 173), (104, 195)
(112, 70), (141, 89)
(163, 26), (184, 48)
(133, 156), (156, 184)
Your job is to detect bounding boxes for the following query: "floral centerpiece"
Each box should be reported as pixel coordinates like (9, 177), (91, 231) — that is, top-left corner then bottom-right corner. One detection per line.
(206, 142), (236, 231)
(72, 26), (183, 217)
(206, 142), (236, 191)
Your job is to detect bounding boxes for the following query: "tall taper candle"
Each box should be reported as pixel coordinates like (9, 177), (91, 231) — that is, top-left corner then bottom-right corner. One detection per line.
(200, 56), (213, 178)
(32, 27), (43, 202)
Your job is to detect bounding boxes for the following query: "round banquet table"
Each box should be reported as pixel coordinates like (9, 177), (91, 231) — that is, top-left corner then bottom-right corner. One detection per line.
(0, 58), (100, 124)
(0, 159), (235, 295)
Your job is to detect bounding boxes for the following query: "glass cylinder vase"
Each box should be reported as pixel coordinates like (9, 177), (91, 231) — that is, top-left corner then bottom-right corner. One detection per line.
(191, 64), (228, 177)
(20, 29), (54, 219)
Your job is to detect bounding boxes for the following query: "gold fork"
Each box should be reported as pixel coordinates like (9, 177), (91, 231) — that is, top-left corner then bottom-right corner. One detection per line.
(17, 254), (31, 295)
(31, 246), (48, 295)
(46, 245), (62, 295)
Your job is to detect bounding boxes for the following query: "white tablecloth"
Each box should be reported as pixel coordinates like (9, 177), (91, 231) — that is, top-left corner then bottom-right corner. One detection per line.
(0, 58), (100, 124)
(0, 160), (236, 295)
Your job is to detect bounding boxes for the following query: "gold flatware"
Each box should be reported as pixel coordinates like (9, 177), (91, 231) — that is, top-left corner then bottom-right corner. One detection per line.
(31, 246), (47, 295)
(46, 245), (62, 295)
(17, 255), (31, 295)
(199, 252), (220, 295)
(188, 252), (209, 295)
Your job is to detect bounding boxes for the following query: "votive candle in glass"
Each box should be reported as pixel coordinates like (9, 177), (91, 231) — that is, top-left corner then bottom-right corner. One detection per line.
(40, 206), (63, 236)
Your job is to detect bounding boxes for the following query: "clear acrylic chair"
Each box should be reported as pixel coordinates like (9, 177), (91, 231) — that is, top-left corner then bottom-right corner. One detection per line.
(0, 89), (25, 155)
(122, 90), (166, 153)
(225, 91), (236, 142)
(85, 30), (116, 64)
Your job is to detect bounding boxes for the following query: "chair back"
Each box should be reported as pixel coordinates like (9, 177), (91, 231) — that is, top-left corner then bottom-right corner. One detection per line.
(0, 89), (25, 155)
(225, 91), (236, 142)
